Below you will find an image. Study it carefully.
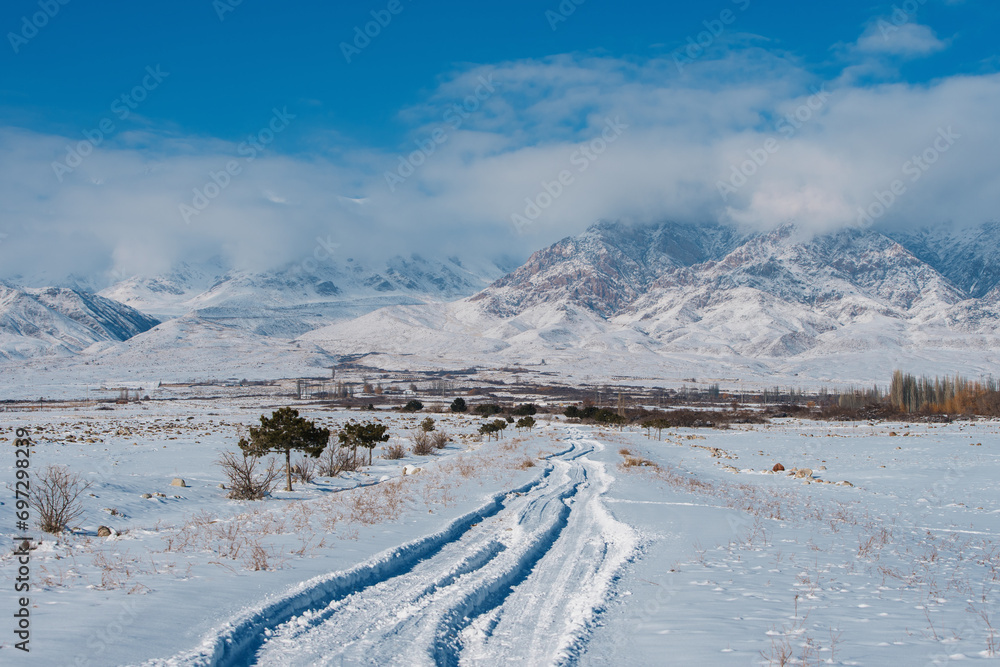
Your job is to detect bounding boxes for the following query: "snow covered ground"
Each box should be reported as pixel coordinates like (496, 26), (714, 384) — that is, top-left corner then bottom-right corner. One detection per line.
(2, 401), (999, 665)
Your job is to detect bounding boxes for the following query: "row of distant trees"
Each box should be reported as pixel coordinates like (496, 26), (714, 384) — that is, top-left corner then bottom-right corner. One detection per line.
(477, 416), (536, 440)
(447, 398), (537, 416)
(889, 371), (1000, 415)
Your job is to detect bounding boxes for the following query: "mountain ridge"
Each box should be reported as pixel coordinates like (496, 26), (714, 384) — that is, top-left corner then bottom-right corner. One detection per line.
(3, 220), (999, 386)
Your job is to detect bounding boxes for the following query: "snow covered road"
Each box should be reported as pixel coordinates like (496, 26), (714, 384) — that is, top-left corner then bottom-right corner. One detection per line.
(165, 430), (638, 666)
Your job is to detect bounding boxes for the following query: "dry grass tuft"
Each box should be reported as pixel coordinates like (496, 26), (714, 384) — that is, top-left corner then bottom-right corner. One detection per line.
(412, 429), (435, 455)
(620, 453), (659, 469)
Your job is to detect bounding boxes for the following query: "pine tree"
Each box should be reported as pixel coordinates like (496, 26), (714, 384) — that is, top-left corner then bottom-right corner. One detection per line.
(239, 407), (329, 492)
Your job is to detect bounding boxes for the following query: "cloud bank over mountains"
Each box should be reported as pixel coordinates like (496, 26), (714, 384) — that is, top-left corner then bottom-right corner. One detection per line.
(1, 17), (997, 285)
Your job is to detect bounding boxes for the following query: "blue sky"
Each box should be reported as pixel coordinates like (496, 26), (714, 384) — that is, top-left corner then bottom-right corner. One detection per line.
(3, 0), (994, 147)
(1, 0), (998, 281)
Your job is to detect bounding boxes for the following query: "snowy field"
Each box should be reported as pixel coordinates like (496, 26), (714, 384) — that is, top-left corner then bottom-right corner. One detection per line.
(2, 401), (999, 665)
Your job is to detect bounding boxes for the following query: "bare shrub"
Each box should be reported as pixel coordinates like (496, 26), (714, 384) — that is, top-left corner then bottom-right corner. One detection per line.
(412, 429), (434, 455)
(431, 431), (449, 449)
(518, 457), (536, 470)
(245, 543), (271, 571)
(217, 451), (280, 500)
(384, 443), (406, 460)
(760, 626), (794, 666)
(290, 457), (316, 484)
(30, 465), (92, 533)
(92, 550), (138, 590)
(857, 527), (892, 559)
(318, 446), (359, 476)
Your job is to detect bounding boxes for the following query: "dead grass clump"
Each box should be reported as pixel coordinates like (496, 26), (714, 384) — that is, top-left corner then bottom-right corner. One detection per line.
(244, 543), (273, 571)
(445, 455), (477, 478)
(621, 455), (659, 469)
(431, 431), (449, 449)
(518, 457), (536, 469)
(412, 429), (434, 455)
(384, 442), (406, 459)
(857, 526), (893, 560)
(345, 479), (410, 524)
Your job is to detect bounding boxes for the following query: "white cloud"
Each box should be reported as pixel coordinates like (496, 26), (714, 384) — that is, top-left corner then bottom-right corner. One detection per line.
(854, 22), (947, 57)
(0, 43), (997, 285)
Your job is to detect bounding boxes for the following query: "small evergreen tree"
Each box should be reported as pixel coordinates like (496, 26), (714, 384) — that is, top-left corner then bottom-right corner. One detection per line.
(402, 399), (424, 412)
(338, 420), (390, 465)
(239, 407), (329, 492)
(449, 397), (467, 413)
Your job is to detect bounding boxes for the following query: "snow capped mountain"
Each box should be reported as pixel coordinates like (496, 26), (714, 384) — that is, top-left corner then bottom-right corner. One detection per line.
(471, 220), (745, 318)
(886, 222), (1000, 299)
(302, 220), (1000, 383)
(0, 284), (159, 360)
(0, 251), (511, 378)
(97, 261), (227, 319)
(98, 254), (510, 337)
(615, 225), (969, 357)
(4, 220), (1000, 387)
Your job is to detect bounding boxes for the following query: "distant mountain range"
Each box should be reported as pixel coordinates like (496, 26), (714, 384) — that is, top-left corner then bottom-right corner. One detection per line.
(97, 254), (512, 337)
(3, 221), (999, 387)
(301, 220), (1000, 382)
(0, 284), (158, 361)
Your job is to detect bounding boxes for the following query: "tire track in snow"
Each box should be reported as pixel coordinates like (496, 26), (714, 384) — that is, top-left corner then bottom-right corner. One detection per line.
(458, 436), (639, 666)
(154, 432), (638, 666)
(252, 453), (587, 666)
(145, 468), (557, 667)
